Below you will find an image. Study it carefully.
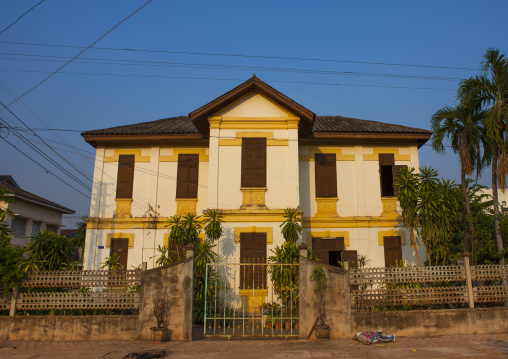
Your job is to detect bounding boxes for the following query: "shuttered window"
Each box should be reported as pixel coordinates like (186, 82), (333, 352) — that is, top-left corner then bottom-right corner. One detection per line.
(315, 153), (337, 198)
(312, 237), (344, 266)
(176, 154), (199, 198)
(116, 155), (135, 199)
(379, 153), (395, 197)
(241, 138), (266, 188)
(110, 238), (129, 269)
(341, 250), (358, 268)
(240, 233), (267, 289)
(383, 236), (402, 267)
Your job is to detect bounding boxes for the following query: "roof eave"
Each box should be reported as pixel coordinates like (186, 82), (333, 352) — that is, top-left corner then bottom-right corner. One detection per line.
(307, 132), (432, 148)
(82, 133), (206, 147)
(13, 194), (75, 214)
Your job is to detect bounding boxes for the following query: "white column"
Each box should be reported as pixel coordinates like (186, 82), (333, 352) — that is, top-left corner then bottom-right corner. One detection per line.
(288, 127), (300, 209)
(354, 146), (365, 216)
(90, 147), (106, 217)
(207, 127), (221, 209)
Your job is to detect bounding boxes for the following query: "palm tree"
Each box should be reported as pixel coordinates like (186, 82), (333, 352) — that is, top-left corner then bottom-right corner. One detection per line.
(458, 48), (508, 266)
(431, 102), (488, 256)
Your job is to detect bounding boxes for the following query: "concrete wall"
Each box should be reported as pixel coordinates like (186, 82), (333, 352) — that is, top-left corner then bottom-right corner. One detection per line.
(299, 256), (351, 339)
(137, 257), (194, 341)
(0, 316), (137, 341)
(352, 308), (508, 337)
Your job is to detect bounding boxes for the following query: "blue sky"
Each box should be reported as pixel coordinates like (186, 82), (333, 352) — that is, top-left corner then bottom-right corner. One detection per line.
(1, 0), (507, 227)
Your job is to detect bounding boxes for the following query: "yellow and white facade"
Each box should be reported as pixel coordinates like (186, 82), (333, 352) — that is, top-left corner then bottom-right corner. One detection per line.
(82, 76), (431, 270)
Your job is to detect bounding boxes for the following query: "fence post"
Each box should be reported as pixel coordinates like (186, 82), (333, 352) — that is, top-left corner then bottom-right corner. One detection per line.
(463, 253), (474, 309)
(343, 259), (349, 271)
(184, 243), (194, 259)
(9, 281), (19, 316)
(299, 243), (308, 259)
(141, 262), (147, 271)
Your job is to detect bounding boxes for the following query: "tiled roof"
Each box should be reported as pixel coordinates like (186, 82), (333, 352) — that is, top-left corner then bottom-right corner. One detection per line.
(0, 178), (75, 214)
(82, 115), (431, 137)
(81, 116), (199, 136)
(313, 116), (432, 134)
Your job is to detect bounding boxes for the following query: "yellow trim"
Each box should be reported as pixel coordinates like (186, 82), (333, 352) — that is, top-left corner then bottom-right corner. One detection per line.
(315, 197), (338, 217)
(302, 216), (401, 228)
(363, 148), (411, 161)
(234, 227), (273, 244)
(104, 150), (151, 163)
(241, 187), (267, 208)
(306, 231), (350, 247)
(114, 198), (132, 219)
(106, 233), (134, 248)
(208, 116), (300, 130)
(378, 229), (406, 246)
(299, 147), (355, 161)
(159, 148), (209, 162)
(163, 232), (205, 246)
(219, 139), (288, 146)
(381, 197), (398, 218)
(236, 131), (274, 139)
(175, 198), (198, 215)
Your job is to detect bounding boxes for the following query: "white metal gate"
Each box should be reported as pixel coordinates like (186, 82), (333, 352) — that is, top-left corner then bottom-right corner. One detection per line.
(204, 259), (299, 338)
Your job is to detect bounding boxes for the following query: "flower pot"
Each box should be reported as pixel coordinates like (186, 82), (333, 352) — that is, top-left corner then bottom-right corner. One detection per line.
(275, 322), (282, 330)
(265, 322), (272, 329)
(294, 322), (299, 329)
(284, 322), (291, 330)
(150, 327), (169, 343)
(314, 325), (330, 340)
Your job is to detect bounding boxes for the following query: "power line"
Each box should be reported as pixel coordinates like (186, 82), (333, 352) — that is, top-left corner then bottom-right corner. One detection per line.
(3, 0), (153, 110)
(0, 0), (47, 35)
(0, 40), (480, 71)
(0, 69), (456, 91)
(0, 101), (93, 188)
(1, 137), (90, 198)
(0, 52), (464, 82)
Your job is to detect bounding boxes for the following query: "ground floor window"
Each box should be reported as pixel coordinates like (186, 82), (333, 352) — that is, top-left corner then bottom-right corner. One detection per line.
(10, 217), (27, 237)
(240, 232), (267, 289)
(110, 238), (129, 269)
(383, 236), (402, 267)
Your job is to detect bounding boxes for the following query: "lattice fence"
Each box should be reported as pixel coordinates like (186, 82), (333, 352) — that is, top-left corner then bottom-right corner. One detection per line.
(0, 270), (141, 314)
(351, 264), (508, 311)
(350, 265), (468, 311)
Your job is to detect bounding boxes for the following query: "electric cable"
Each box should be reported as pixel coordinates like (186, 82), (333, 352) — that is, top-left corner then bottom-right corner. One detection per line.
(0, 0), (47, 35)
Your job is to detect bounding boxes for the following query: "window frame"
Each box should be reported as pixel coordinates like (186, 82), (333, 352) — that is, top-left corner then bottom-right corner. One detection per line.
(241, 137), (267, 188)
(176, 154), (200, 199)
(315, 153), (337, 198)
(116, 154), (135, 199)
(10, 217), (27, 237)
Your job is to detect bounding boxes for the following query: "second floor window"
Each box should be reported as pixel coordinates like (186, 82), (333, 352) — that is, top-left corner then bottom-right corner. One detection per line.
(116, 154), (135, 199)
(379, 153), (407, 197)
(176, 154), (199, 198)
(241, 138), (266, 188)
(315, 153), (337, 197)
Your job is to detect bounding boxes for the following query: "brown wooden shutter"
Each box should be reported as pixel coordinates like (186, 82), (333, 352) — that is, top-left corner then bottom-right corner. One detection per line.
(341, 250), (358, 268)
(393, 165), (408, 196)
(116, 155), (134, 199)
(176, 154), (199, 198)
(379, 153), (395, 166)
(383, 236), (402, 267)
(312, 237), (344, 265)
(240, 233), (267, 289)
(315, 153), (337, 197)
(241, 138), (266, 188)
(110, 238), (129, 269)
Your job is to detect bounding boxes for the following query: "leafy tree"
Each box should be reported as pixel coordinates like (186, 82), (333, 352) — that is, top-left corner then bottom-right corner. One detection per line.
(0, 223), (25, 296)
(279, 208), (302, 245)
(74, 216), (88, 265)
(431, 102), (488, 253)
(203, 209), (223, 241)
(458, 48), (508, 266)
(0, 185), (15, 221)
(26, 230), (78, 270)
(100, 253), (124, 271)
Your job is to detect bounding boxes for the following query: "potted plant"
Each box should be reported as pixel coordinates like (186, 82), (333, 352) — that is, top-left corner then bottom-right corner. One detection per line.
(311, 265), (330, 339)
(150, 297), (170, 342)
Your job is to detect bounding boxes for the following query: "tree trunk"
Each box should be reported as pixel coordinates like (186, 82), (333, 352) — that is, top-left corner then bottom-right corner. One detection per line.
(461, 168), (473, 255)
(492, 151), (505, 266)
(409, 226), (422, 267)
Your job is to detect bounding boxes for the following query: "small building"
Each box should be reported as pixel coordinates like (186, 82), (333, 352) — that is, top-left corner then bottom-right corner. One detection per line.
(81, 76), (431, 270)
(0, 175), (75, 246)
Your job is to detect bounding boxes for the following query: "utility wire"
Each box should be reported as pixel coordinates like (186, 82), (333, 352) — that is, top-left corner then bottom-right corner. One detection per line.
(3, 0), (153, 110)
(0, 101), (93, 186)
(1, 137), (90, 198)
(0, 52), (464, 82)
(0, 69), (456, 91)
(0, 0), (47, 35)
(0, 40), (480, 71)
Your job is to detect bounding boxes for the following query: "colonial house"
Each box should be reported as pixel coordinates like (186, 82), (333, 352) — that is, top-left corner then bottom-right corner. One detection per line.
(81, 76), (431, 271)
(0, 175), (75, 246)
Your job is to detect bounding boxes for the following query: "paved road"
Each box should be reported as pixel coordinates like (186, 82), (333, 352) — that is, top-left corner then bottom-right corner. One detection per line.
(1, 334), (507, 358)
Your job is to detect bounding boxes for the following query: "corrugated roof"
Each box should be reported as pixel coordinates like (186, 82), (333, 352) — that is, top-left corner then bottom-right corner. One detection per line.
(313, 116), (432, 134)
(82, 115), (431, 137)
